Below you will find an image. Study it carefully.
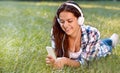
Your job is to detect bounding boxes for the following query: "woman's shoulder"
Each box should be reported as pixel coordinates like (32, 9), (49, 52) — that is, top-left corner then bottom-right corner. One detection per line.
(81, 25), (99, 33)
(81, 24), (100, 38)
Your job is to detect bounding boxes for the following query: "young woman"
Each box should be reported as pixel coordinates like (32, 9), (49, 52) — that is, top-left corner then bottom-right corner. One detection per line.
(46, 1), (119, 69)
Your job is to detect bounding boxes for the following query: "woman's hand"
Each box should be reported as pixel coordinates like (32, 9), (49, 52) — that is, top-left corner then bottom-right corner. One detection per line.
(53, 57), (66, 69)
(46, 55), (66, 69)
(46, 55), (55, 65)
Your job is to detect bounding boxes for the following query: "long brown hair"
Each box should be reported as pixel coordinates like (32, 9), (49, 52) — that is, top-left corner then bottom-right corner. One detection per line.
(52, 1), (82, 58)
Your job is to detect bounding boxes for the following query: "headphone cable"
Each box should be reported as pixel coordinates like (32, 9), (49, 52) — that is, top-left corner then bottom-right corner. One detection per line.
(62, 34), (66, 57)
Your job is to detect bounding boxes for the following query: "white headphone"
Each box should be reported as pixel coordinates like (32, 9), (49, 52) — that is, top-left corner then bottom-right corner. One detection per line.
(57, 2), (84, 26)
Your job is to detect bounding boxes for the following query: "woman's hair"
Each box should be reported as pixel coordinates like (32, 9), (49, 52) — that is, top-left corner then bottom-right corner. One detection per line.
(52, 1), (82, 57)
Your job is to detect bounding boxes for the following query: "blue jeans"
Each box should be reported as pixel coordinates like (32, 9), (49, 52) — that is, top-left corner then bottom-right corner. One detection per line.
(101, 38), (113, 52)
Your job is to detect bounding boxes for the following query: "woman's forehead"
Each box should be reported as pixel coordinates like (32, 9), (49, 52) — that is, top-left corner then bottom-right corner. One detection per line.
(59, 11), (76, 20)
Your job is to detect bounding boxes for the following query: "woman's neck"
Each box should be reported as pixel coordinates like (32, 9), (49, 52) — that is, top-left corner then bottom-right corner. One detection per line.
(68, 27), (81, 52)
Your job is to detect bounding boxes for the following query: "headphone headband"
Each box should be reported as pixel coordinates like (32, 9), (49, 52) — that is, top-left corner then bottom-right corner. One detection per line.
(65, 3), (83, 17)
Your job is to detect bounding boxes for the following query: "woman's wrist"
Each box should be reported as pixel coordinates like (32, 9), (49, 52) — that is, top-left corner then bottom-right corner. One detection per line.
(62, 57), (68, 65)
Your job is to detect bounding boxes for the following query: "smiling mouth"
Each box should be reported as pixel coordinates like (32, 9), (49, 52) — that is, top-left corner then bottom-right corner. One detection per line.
(65, 28), (71, 33)
(65, 29), (69, 32)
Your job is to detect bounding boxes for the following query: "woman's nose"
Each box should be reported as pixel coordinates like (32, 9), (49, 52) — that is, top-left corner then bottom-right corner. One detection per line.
(63, 21), (68, 28)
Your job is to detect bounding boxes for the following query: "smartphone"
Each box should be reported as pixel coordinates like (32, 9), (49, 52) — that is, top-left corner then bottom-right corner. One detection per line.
(46, 46), (56, 60)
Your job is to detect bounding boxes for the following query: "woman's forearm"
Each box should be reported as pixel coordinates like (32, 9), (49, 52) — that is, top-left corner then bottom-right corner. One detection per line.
(63, 57), (80, 67)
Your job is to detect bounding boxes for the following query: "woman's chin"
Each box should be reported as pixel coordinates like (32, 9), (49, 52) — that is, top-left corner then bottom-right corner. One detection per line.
(66, 32), (72, 36)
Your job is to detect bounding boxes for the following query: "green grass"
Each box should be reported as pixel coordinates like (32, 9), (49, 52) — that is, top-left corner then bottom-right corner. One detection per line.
(0, 1), (120, 73)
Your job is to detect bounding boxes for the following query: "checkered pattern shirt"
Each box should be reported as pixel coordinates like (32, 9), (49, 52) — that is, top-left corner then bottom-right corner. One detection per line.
(77, 25), (111, 65)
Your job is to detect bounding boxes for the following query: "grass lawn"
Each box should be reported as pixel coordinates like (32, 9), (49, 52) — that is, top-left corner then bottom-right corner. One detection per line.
(0, 1), (120, 73)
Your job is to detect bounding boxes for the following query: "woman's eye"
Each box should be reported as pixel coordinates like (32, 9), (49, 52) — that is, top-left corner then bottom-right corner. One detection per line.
(60, 20), (64, 24)
(68, 20), (73, 23)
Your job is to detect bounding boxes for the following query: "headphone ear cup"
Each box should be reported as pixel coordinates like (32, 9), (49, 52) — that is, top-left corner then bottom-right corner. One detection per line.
(78, 16), (84, 26)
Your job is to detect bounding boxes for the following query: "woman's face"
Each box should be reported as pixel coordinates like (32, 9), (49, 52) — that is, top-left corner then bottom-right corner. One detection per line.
(59, 11), (79, 36)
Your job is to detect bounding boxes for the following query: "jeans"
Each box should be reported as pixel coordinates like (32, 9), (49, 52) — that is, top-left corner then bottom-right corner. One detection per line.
(101, 38), (113, 52)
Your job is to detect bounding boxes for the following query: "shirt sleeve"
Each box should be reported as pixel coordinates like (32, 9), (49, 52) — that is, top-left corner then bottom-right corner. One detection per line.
(86, 26), (100, 51)
(77, 26), (100, 65)
(85, 26), (100, 60)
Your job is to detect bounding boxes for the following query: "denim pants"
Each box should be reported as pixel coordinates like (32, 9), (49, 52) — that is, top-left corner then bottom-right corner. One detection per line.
(101, 38), (113, 52)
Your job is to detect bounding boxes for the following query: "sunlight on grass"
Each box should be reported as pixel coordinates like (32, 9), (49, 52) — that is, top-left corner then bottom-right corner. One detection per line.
(104, 6), (120, 10)
(35, 2), (60, 6)
(82, 4), (120, 10)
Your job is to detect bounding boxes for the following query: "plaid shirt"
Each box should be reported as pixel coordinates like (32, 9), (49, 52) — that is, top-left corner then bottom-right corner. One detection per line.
(51, 25), (111, 65)
(77, 25), (111, 65)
